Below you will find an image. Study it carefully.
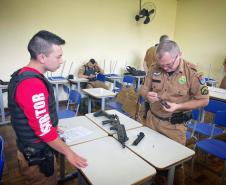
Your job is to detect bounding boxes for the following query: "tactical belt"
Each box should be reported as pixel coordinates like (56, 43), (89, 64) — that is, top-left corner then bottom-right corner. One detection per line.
(150, 110), (192, 124)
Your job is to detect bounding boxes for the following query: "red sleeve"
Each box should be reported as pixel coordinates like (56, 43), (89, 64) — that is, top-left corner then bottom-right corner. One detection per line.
(15, 78), (58, 142)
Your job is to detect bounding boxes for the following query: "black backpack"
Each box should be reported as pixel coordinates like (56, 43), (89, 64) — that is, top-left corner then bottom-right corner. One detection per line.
(126, 66), (146, 76)
(0, 80), (9, 93)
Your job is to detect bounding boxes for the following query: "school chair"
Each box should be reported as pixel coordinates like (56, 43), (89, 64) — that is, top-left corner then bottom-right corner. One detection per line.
(58, 90), (81, 119)
(187, 99), (226, 139)
(193, 111), (226, 185)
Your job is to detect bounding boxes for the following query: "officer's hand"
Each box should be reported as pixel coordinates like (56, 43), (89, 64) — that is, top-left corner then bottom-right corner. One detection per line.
(162, 102), (180, 112)
(66, 152), (88, 169)
(146, 92), (159, 103)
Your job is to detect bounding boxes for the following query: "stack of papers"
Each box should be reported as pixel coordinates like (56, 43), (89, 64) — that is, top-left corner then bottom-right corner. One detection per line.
(60, 126), (93, 143)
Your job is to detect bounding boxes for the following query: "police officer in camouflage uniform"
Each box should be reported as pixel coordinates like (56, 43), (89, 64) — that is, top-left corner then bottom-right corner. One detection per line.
(140, 40), (209, 185)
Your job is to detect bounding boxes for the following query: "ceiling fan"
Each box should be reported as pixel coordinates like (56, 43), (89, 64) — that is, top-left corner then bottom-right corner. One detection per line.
(135, 0), (156, 24)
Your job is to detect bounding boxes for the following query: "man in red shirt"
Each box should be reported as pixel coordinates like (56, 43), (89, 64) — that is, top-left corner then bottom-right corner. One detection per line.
(8, 30), (87, 185)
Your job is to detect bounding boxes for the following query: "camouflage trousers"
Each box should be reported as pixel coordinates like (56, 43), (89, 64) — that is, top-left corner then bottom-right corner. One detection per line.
(146, 111), (186, 185)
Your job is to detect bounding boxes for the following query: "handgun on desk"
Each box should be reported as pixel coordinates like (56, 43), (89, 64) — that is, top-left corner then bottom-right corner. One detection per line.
(132, 132), (145, 146)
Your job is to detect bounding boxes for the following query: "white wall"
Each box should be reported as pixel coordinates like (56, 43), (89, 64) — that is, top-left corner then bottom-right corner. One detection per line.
(174, 0), (226, 83)
(0, 0), (177, 80)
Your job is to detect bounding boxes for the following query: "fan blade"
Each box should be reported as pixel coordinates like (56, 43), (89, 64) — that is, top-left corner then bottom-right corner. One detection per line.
(135, 15), (140, 21)
(144, 16), (150, 24)
(148, 9), (155, 15)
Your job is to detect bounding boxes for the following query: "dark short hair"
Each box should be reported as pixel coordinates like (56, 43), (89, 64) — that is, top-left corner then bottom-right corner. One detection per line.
(159, 35), (169, 43)
(89, 58), (96, 64)
(27, 30), (65, 59)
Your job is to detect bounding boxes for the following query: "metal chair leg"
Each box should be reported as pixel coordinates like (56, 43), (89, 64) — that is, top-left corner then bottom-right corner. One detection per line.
(191, 144), (197, 177)
(220, 161), (226, 185)
(204, 152), (208, 164)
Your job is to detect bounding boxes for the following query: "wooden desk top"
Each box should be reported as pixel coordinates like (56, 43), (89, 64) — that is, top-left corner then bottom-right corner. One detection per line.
(71, 137), (156, 185)
(58, 116), (108, 146)
(119, 127), (195, 169)
(48, 79), (68, 84)
(209, 87), (226, 101)
(69, 78), (88, 83)
(82, 88), (116, 98)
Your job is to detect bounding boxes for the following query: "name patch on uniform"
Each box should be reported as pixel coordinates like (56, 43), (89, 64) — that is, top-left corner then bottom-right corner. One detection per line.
(178, 76), (186, 85)
(200, 86), (209, 95)
(198, 75), (206, 85)
(152, 79), (161, 83)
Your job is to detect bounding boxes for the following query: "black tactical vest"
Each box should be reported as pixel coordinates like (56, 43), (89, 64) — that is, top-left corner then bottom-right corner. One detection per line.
(8, 69), (58, 152)
(84, 65), (97, 76)
(84, 65), (98, 81)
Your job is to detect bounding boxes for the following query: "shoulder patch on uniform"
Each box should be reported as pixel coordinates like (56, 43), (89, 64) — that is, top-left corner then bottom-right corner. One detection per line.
(196, 71), (206, 85)
(200, 86), (209, 95)
(198, 75), (206, 85)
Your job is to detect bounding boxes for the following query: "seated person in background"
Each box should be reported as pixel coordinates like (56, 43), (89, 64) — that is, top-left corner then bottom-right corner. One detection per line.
(220, 57), (226, 89)
(78, 58), (108, 89)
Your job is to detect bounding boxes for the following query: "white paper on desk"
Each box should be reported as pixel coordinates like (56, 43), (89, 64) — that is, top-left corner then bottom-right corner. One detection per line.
(61, 127), (93, 143)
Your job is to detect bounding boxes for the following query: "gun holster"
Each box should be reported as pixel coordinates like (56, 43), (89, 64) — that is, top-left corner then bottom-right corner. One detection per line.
(23, 147), (54, 177)
(170, 112), (192, 124)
